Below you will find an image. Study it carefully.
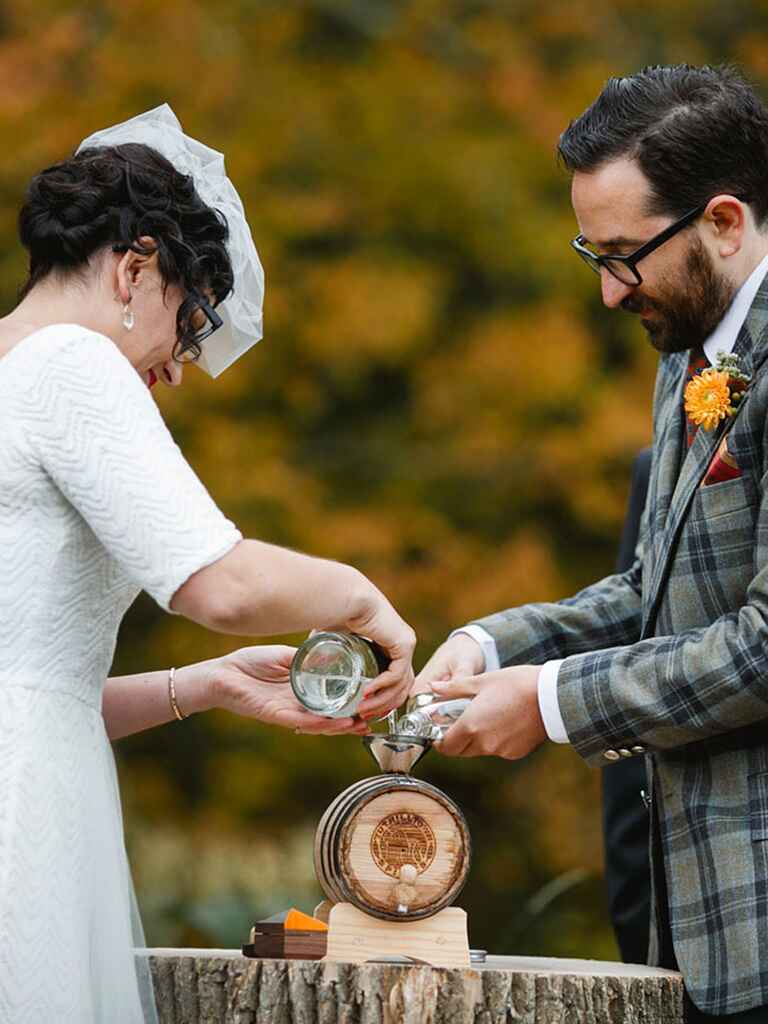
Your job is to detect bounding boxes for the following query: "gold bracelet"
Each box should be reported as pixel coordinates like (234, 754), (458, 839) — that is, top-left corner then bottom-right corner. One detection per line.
(168, 667), (186, 721)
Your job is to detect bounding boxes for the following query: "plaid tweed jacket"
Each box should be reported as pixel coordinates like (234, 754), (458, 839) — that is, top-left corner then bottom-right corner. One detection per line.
(473, 272), (768, 1016)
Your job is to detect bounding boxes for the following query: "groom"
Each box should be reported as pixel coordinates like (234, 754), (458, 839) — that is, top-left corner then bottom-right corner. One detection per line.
(415, 65), (768, 1023)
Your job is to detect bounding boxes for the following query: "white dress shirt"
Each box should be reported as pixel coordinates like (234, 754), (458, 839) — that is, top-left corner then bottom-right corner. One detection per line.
(453, 251), (768, 743)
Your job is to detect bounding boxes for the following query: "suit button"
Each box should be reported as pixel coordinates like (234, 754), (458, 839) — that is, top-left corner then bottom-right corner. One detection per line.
(619, 748), (632, 758)
(631, 746), (646, 754)
(604, 750), (621, 761)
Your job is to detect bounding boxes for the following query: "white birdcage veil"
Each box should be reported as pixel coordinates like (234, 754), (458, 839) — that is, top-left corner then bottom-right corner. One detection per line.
(76, 103), (264, 378)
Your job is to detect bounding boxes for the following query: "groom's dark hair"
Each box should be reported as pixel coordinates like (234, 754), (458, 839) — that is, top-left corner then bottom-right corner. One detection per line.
(558, 64), (768, 227)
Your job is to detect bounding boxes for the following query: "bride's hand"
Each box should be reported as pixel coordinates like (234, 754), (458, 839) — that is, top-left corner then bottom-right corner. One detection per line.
(207, 645), (370, 736)
(344, 587), (416, 721)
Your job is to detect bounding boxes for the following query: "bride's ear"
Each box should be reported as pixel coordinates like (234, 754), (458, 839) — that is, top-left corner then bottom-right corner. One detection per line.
(113, 236), (160, 303)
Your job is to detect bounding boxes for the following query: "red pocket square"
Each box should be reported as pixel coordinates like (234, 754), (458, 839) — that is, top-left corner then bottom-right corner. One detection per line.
(702, 435), (742, 486)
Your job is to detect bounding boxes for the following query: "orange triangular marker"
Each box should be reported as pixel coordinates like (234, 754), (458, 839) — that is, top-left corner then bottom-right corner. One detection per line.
(284, 908), (328, 932)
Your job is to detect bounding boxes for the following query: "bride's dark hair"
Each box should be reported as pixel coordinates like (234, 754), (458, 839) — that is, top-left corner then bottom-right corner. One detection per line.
(17, 143), (234, 360)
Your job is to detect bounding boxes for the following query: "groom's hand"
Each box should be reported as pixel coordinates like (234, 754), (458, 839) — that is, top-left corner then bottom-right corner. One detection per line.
(411, 633), (486, 698)
(429, 665), (546, 759)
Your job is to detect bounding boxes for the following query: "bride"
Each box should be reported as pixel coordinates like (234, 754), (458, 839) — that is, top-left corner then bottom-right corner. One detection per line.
(0, 107), (415, 1022)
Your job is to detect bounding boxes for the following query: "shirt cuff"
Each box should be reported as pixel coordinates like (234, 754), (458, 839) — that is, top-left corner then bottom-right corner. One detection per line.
(538, 660), (569, 743)
(449, 625), (501, 672)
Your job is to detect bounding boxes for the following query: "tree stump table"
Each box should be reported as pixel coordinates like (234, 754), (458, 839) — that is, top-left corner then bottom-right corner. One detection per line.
(142, 948), (683, 1023)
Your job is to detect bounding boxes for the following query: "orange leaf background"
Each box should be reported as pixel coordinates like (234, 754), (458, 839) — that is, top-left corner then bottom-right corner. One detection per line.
(1, 0), (756, 958)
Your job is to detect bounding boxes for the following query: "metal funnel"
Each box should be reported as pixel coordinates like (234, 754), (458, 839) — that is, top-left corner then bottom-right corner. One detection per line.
(363, 734), (432, 775)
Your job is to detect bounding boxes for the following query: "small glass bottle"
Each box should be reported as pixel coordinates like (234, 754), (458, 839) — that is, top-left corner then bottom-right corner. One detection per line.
(290, 631), (388, 718)
(396, 696), (472, 740)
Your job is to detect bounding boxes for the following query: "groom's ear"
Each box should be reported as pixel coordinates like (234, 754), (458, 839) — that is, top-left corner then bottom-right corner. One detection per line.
(702, 195), (747, 259)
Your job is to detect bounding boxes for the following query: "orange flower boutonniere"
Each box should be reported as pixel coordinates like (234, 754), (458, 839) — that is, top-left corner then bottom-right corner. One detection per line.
(684, 351), (751, 432)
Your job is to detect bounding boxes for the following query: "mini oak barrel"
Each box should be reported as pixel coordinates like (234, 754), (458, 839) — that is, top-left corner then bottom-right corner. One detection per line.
(314, 769), (471, 922)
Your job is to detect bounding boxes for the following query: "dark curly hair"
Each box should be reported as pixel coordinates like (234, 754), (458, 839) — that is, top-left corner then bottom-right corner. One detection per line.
(17, 142), (234, 361)
(558, 64), (768, 227)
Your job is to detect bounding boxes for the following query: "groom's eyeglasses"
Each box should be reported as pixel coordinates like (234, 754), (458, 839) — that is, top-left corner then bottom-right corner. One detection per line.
(570, 204), (707, 287)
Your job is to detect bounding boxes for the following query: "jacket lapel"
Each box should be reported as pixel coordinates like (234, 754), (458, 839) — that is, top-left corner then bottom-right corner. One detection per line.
(642, 271), (768, 635)
(640, 351), (686, 624)
(653, 351), (688, 523)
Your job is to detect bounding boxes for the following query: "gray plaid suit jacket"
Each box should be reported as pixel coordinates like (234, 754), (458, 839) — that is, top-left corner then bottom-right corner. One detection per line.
(473, 272), (768, 1015)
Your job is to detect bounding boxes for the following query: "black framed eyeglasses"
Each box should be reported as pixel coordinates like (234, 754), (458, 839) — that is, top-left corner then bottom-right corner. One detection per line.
(177, 292), (223, 362)
(570, 204), (707, 286)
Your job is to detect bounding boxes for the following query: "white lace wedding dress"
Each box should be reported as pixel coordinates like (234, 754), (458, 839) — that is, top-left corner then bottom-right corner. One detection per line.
(0, 326), (242, 1022)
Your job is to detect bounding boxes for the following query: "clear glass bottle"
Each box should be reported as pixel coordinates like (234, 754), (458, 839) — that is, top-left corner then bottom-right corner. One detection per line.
(290, 631), (388, 718)
(396, 696), (472, 740)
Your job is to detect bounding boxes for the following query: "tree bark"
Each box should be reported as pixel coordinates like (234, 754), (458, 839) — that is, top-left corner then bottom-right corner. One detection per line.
(142, 949), (684, 1023)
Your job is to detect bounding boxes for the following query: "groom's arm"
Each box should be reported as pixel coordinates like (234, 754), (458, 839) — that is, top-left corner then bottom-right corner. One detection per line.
(468, 560), (644, 668)
(440, 488), (768, 764)
(417, 515), (647, 690)
(415, 503), (647, 746)
(556, 603), (768, 767)
(414, 560), (645, 747)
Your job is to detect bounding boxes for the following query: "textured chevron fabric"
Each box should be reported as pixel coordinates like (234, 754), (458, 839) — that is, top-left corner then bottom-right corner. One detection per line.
(0, 326), (242, 1021)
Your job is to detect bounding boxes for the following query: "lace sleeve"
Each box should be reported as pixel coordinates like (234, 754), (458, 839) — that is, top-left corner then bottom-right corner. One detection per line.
(23, 326), (242, 611)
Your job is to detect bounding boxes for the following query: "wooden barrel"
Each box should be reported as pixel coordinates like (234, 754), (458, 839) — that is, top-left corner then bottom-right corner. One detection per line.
(314, 774), (471, 921)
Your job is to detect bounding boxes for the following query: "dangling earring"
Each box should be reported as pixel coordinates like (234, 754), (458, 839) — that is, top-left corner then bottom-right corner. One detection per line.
(122, 303), (135, 331)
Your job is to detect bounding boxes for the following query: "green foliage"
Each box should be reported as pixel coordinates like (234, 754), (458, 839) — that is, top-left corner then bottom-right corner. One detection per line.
(5, 0), (764, 957)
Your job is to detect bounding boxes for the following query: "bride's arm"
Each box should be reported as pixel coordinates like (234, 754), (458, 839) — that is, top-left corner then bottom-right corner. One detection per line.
(102, 665), (214, 741)
(171, 539), (379, 637)
(103, 543), (415, 741)
(102, 646), (372, 742)
(171, 539), (416, 719)
(103, 542), (416, 741)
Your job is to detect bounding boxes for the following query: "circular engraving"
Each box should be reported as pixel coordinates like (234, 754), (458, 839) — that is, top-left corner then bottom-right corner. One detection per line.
(370, 811), (436, 879)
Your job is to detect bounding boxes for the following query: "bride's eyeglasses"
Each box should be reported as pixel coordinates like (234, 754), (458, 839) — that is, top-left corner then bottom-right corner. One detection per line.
(176, 292), (223, 363)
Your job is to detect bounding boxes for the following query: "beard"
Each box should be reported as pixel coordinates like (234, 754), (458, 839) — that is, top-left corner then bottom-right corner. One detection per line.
(620, 238), (737, 354)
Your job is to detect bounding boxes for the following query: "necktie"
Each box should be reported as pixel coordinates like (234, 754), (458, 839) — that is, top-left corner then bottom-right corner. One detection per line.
(684, 346), (710, 447)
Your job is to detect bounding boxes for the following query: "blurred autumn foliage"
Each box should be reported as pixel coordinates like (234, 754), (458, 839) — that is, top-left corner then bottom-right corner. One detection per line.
(1, 0), (761, 959)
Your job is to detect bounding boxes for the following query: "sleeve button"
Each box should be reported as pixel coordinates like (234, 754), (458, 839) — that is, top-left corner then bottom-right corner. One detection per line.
(631, 745), (646, 754)
(619, 748), (632, 758)
(604, 749), (621, 761)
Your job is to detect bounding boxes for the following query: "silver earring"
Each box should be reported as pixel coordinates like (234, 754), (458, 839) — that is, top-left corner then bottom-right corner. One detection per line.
(122, 303), (135, 331)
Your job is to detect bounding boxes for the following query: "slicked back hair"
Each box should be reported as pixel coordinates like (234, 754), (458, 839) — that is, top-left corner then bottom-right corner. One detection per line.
(558, 64), (768, 227)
